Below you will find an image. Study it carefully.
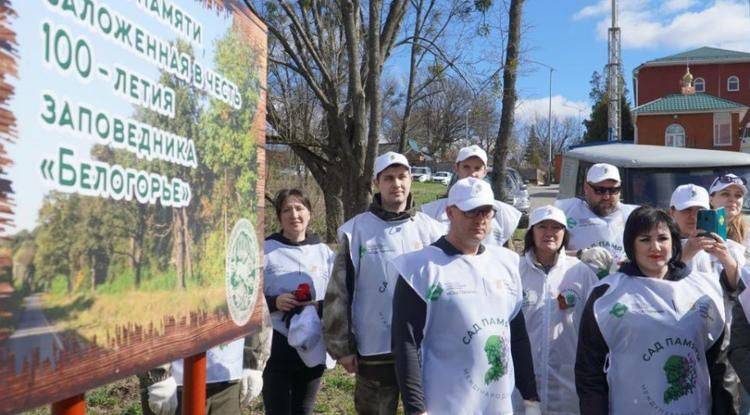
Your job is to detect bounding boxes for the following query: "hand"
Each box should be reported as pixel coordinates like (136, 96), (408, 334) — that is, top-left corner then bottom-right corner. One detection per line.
(579, 247), (614, 279)
(682, 232), (716, 263)
(276, 293), (301, 312)
(147, 377), (178, 415)
(703, 233), (739, 288)
(240, 369), (264, 406)
(523, 400), (542, 415)
(338, 354), (358, 374)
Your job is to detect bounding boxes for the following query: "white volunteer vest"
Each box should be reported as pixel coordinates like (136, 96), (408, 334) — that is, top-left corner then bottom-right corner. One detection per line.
(391, 245), (523, 415)
(263, 238), (334, 334)
(172, 338), (244, 385)
(517, 252), (598, 415)
(594, 271), (725, 414)
(554, 198), (637, 263)
(340, 211), (442, 356)
(421, 198), (521, 246)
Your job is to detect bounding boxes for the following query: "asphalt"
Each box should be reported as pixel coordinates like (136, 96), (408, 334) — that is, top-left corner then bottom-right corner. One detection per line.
(529, 184), (560, 211)
(8, 293), (63, 373)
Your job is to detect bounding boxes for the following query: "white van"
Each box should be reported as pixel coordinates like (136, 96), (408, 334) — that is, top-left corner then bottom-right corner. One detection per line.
(559, 143), (750, 210)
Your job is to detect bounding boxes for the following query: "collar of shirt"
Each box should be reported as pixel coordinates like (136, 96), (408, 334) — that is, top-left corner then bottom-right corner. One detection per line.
(432, 235), (486, 256)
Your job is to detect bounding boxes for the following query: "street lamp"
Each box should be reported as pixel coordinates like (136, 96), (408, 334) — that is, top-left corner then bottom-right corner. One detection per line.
(526, 60), (554, 185)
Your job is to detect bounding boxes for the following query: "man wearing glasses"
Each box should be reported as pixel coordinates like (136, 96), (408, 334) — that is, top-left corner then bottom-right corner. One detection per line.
(390, 177), (541, 415)
(555, 163), (638, 274)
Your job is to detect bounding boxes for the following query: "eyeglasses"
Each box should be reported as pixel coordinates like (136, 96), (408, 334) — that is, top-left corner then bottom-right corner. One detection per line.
(711, 174), (747, 188)
(461, 207), (496, 219)
(588, 184), (621, 195)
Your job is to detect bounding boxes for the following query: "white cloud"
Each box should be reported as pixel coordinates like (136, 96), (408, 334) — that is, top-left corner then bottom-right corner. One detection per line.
(515, 96), (588, 124)
(576, 0), (750, 51)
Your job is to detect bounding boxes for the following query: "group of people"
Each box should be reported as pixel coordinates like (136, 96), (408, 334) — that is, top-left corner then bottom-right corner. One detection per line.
(139, 142), (750, 415)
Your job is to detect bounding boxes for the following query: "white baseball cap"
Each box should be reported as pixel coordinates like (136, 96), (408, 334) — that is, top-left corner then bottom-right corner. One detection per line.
(586, 163), (620, 184)
(529, 205), (567, 228)
(670, 184), (710, 210)
(288, 306), (327, 368)
(374, 151), (410, 178)
(709, 173), (748, 196)
(447, 177), (495, 211)
(455, 145), (488, 166)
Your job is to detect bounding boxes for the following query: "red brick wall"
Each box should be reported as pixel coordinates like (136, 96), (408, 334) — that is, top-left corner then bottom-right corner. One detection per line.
(635, 63), (750, 107)
(635, 112), (741, 151)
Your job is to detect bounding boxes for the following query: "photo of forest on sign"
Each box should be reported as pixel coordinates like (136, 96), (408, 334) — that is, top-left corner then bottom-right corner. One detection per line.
(0, 4), (264, 370)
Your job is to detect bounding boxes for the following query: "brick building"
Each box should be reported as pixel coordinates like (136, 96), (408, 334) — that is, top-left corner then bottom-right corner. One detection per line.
(632, 47), (750, 151)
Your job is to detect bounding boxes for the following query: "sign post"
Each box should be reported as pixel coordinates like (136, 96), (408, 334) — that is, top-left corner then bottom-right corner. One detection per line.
(51, 394), (85, 415)
(182, 352), (207, 415)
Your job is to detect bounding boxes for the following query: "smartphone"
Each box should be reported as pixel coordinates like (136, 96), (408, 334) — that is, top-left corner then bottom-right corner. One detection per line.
(696, 207), (727, 240)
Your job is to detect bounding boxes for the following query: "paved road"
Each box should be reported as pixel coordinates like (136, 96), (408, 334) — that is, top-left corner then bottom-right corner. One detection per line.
(528, 184), (559, 211)
(8, 293), (62, 373)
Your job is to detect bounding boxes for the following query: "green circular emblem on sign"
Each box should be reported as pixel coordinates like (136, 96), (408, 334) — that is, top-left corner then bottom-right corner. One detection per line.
(226, 218), (259, 326)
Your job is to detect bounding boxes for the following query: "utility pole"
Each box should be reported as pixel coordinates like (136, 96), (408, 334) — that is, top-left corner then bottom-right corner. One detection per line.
(607, 0), (621, 141)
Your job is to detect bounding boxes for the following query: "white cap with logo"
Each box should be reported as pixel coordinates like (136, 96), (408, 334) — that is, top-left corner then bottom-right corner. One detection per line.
(529, 205), (567, 228)
(670, 184), (710, 211)
(709, 173), (748, 196)
(455, 145), (488, 166)
(448, 177), (495, 211)
(374, 151), (410, 178)
(586, 163), (620, 184)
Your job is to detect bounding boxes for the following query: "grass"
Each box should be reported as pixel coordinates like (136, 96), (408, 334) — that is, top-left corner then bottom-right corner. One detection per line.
(22, 366), (363, 414)
(411, 181), (448, 208)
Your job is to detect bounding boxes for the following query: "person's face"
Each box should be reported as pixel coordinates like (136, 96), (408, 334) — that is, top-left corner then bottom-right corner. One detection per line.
(376, 165), (411, 207)
(447, 204), (494, 244)
(710, 185), (745, 220)
(454, 157), (487, 180)
(584, 179), (621, 217)
(532, 220), (565, 256)
(280, 195), (311, 236)
(633, 223), (673, 278)
(670, 206), (701, 238)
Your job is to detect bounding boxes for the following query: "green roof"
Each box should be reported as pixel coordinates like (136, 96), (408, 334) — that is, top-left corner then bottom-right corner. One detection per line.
(633, 93), (746, 115)
(646, 47), (750, 65)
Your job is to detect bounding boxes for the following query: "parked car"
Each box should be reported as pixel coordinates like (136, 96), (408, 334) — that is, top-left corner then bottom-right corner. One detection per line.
(411, 166), (432, 182)
(432, 171), (452, 186)
(558, 143), (750, 211)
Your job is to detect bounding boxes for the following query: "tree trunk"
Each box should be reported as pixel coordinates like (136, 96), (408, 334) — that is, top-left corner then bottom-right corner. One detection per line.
(172, 208), (186, 290)
(181, 207), (193, 280)
(321, 174), (344, 243)
(132, 203), (146, 288)
(491, 0), (525, 202)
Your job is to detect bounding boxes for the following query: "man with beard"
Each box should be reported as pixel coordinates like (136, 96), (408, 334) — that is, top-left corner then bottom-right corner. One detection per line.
(555, 163), (638, 271)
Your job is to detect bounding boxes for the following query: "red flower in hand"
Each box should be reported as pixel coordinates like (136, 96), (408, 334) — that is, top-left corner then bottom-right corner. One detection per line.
(294, 283), (311, 301)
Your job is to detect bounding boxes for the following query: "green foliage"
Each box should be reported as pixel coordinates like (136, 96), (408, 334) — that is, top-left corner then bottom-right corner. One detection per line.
(583, 70), (634, 143)
(483, 335), (507, 384)
(524, 125), (544, 168)
(411, 181), (447, 207)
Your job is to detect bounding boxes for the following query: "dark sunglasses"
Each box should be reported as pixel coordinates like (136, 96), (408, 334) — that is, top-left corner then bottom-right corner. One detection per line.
(711, 174), (747, 188)
(588, 184), (621, 195)
(461, 206), (496, 219)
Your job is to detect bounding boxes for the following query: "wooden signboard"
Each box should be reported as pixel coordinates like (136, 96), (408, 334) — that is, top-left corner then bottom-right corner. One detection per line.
(0, 1), (267, 412)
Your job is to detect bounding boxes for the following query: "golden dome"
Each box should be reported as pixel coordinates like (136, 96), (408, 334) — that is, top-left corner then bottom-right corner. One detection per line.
(682, 67), (694, 86)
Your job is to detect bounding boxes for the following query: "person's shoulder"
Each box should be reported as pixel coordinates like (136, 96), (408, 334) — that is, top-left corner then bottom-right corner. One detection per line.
(421, 198), (447, 215)
(619, 203), (640, 215)
(338, 211), (372, 236)
(484, 244), (520, 264)
(554, 197), (582, 212)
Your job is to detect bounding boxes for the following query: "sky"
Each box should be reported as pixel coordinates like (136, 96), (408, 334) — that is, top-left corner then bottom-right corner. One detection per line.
(399, 0), (750, 124)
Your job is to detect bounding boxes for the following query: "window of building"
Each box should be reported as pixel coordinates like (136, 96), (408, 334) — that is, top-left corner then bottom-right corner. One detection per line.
(728, 76), (740, 92)
(665, 124), (685, 147)
(694, 77), (705, 92)
(714, 112), (732, 146)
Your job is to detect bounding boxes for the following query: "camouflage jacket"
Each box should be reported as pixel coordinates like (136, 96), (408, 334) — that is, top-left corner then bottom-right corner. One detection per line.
(138, 297), (272, 387)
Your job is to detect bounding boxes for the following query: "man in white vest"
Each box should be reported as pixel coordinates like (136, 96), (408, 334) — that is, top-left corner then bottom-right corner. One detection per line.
(421, 144), (521, 247)
(391, 177), (540, 415)
(323, 152), (443, 414)
(555, 163), (638, 276)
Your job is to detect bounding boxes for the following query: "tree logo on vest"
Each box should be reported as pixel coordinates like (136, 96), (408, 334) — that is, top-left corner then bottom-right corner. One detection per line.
(226, 219), (260, 326)
(483, 335), (508, 384)
(610, 302), (627, 318)
(663, 355), (697, 404)
(426, 282), (443, 301)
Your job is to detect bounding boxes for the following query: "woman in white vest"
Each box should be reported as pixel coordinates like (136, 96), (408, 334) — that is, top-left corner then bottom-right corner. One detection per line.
(575, 206), (732, 414)
(709, 174), (750, 251)
(391, 177), (541, 415)
(262, 189), (334, 415)
(516, 205), (598, 414)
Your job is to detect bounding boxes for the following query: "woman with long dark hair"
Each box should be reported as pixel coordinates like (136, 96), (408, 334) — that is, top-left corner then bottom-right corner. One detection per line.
(575, 206), (731, 414)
